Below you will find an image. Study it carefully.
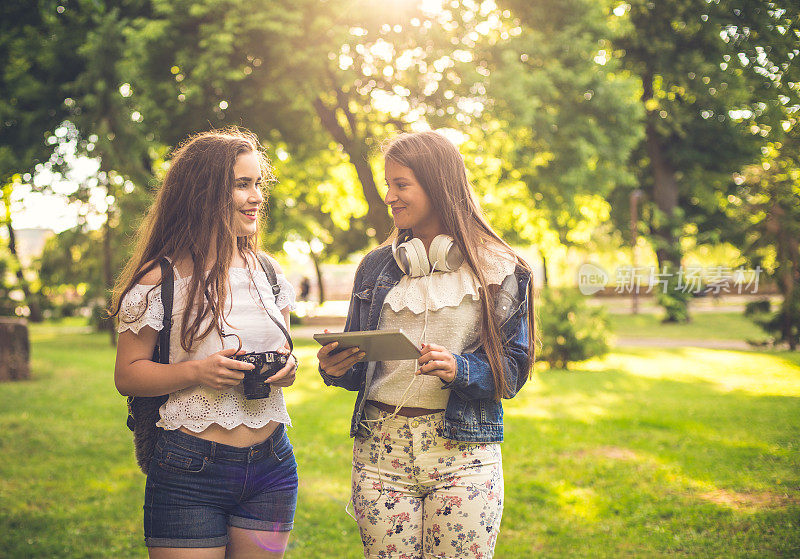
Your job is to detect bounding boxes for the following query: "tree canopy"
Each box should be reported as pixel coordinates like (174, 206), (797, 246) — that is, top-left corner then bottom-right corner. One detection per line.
(1, 0), (799, 338)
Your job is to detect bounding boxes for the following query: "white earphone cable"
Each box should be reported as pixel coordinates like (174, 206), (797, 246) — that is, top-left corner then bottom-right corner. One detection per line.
(347, 256), (440, 521)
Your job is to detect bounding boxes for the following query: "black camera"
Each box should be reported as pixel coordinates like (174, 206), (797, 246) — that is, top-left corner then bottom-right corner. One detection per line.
(235, 351), (290, 400)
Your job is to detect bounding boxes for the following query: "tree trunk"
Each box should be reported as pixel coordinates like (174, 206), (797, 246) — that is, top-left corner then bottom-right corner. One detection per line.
(641, 71), (687, 322)
(346, 142), (392, 241)
(312, 95), (393, 241)
(774, 216), (800, 350)
(0, 318), (30, 381)
(309, 250), (326, 305)
(785, 305), (797, 351)
(789, 255), (799, 351)
(646, 120), (681, 268)
(540, 252), (549, 287)
(641, 70), (680, 265)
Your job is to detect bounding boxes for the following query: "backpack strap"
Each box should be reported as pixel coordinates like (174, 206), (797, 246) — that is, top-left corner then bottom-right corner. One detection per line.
(255, 252), (293, 353)
(126, 257), (173, 434)
(256, 252), (281, 298)
(152, 258), (174, 364)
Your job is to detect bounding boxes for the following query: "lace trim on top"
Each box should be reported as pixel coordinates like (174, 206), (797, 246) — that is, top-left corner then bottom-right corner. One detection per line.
(383, 246), (517, 314)
(274, 273), (297, 312)
(117, 283), (169, 334)
(157, 384), (292, 432)
(116, 268), (296, 334)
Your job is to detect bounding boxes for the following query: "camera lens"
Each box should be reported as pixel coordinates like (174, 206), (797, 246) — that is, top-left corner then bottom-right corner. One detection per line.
(242, 370), (271, 399)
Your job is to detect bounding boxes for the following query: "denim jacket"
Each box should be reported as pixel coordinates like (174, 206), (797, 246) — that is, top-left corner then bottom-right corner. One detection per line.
(319, 244), (532, 443)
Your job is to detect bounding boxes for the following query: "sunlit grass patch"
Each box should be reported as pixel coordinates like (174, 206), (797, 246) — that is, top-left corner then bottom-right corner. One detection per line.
(502, 345), (800, 556)
(582, 347), (800, 396)
(696, 488), (800, 511)
(609, 311), (768, 342)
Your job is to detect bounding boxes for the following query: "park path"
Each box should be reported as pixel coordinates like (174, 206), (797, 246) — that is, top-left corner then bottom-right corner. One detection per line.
(613, 337), (752, 351)
(292, 321), (345, 342)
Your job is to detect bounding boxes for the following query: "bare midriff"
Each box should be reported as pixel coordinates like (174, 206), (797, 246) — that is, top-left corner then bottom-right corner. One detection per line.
(179, 420), (279, 448)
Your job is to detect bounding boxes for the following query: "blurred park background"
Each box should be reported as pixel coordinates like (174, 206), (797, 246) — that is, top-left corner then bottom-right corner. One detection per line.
(1, 0), (799, 557)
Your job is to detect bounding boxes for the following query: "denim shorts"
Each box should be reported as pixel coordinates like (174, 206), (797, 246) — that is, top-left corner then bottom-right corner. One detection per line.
(143, 424), (298, 548)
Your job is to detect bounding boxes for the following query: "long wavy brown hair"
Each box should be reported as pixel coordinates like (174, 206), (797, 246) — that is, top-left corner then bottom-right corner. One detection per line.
(111, 127), (274, 351)
(383, 131), (535, 399)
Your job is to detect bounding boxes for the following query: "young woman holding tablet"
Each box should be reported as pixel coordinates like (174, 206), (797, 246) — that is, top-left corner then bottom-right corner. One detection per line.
(317, 131), (535, 558)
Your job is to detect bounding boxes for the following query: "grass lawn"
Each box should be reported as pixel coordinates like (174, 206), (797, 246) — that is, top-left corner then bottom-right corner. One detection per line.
(0, 319), (798, 558)
(608, 311), (769, 343)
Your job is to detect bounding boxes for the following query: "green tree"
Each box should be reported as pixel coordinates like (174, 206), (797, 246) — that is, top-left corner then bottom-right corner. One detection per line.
(264, 147), (375, 303)
(487, 0), (644, 283)
(610, 0), (800, 321)
(122, 0), (516, 254)
(1, 1), (156, 332)
(30, 122), (155, 325)
(122, 0), (393, 244)
(38, 225), (104, 309)
(66, 2), (157, 343)
(728, 125), (800, 349)
(0, 0), (86, 320)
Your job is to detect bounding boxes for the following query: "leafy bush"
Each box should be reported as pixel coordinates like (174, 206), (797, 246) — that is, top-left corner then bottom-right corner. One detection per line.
(745, 295), (800, 350)
(655, 273), (692, 323)
(744, 299), (771, 317)
(60, 300), (83, 318)
(537, 288), (610, 370)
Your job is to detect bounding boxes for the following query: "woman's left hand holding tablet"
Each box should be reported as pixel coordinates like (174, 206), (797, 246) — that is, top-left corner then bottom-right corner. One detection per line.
(416, 343), (457, 383)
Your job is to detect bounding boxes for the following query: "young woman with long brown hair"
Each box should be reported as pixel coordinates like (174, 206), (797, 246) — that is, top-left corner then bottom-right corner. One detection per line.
(317, 130), (535, 558)
(112, 128), (299, 559)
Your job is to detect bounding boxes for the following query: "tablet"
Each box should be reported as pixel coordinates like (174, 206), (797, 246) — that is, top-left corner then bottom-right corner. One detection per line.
(313, 329), (421, 362)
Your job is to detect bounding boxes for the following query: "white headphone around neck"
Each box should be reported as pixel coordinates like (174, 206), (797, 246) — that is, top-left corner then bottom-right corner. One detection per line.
(392, 234), (464, 277)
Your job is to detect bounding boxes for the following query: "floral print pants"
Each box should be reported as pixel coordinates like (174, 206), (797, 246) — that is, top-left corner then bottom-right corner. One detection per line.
(351, 404), (504, 559)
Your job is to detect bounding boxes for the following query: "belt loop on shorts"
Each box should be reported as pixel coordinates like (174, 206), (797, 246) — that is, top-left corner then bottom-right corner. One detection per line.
(209, 441), (217, 461)
(264, 430), (275, 461)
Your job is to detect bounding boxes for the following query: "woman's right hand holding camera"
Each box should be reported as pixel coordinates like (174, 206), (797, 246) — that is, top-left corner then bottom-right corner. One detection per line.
(317, 341), (365, 377)
(194, 348), (254, 390)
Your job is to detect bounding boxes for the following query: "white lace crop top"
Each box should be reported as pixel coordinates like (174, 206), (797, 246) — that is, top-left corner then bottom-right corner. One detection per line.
(366, 246), (517, 409)
(117, 259), (296, 432)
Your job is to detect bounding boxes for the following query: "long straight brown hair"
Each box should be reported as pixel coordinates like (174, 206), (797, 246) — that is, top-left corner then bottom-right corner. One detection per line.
(111, 127), (274, 351)
(383, 131), (535, 399)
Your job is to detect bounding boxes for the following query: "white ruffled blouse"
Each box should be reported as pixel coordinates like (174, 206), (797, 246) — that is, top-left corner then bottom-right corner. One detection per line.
(367, 247), (517, 409)
(117, 261), (296, 432)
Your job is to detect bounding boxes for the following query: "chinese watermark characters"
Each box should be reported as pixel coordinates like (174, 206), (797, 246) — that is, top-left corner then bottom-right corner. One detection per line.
(577, 263), (762, 296)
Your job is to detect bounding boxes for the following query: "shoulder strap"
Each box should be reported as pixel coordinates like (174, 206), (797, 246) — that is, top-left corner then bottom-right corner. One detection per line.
(255, 252), (293, 353)
(127, 258), (173, 434)
(152, 258), (174, 364)
(256, 252), (281, 297)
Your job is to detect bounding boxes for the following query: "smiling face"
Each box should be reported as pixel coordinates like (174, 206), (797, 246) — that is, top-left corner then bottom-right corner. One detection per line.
(231, 150), (264, 237)
(384, 158), (443, 239)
